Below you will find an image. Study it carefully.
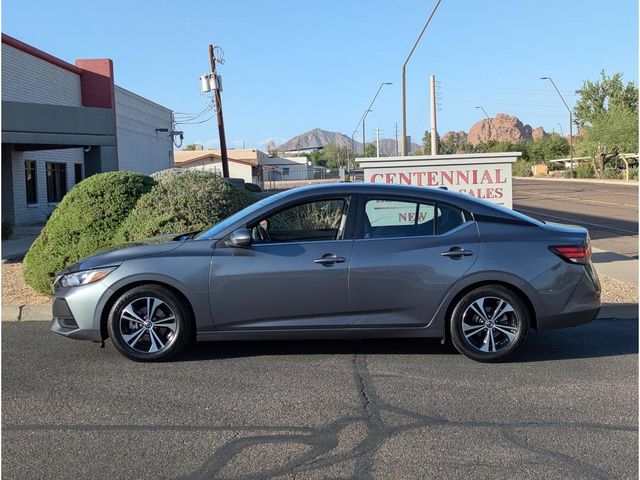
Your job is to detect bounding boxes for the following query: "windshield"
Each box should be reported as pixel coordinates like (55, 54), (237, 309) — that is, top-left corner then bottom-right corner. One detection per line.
(195, 190), (291, 239)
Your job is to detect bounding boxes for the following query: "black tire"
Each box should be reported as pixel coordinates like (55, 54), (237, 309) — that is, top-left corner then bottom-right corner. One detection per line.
(107, 285), (193, 362)
(449, 285), (529, 362)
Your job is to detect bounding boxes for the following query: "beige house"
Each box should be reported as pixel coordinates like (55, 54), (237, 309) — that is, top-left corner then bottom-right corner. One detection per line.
(174, 150), (264, 187)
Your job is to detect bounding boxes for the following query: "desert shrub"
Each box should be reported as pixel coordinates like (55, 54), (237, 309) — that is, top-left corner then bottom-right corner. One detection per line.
(23, 171), (155, 293)
(151, 168), (188, 183)
(575, 162), (595, 179)
(628, 167), (638, 180)
(602, 167), (623, 179)
(2, 220), (14, 240)
(512, 160), (534, 177)
(117, 170), (256, 242)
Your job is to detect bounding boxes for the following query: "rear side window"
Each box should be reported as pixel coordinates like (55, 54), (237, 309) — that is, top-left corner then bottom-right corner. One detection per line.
(364, 198), (466, 239)
(436, 204), (466, 234)
(364, 199), (435, 238)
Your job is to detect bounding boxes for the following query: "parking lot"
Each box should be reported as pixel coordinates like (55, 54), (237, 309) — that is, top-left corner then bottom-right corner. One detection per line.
(2, 318), (637, 480)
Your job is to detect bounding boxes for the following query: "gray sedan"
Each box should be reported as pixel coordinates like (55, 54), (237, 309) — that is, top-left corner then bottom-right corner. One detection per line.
(51, 183), (601, 362)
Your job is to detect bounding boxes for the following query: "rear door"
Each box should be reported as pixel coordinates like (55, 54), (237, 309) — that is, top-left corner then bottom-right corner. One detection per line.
(349, 195), (480, 327)
(210, 196), (354, 329)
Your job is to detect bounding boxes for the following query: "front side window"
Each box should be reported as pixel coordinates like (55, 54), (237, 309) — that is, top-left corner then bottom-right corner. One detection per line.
(46, 162), (67, 203)
(252, 198), (348, 243)
(24, 160), (37, 204)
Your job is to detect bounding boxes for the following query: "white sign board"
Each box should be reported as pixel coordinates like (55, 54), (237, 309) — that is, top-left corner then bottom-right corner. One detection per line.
(357, 153), (520, 208)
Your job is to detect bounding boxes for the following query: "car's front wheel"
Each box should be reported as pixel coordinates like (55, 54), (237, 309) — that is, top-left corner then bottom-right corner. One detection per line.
(450, 285), (529, 362)
(107, 285), (192, 362)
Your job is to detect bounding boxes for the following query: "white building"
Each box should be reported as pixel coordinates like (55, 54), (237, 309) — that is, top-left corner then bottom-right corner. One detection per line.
(1, 34), (174, 226)
(174, 150), (264, 187)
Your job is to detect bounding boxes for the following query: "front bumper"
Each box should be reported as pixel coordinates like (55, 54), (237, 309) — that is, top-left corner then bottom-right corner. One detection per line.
(50, 280), (112, 342)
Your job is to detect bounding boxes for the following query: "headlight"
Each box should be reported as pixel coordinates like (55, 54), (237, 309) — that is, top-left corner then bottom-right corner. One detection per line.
(59, 267), (116, 287)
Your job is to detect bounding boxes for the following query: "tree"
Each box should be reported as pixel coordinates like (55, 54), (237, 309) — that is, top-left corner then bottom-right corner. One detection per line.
(364, 143), (377, 157)
(574, 71), (638, 128)
(526, 134), (569, 163)
(306, 143), (350, 169)
(577, 104), (639, 178)
(182, 143), (202, 151)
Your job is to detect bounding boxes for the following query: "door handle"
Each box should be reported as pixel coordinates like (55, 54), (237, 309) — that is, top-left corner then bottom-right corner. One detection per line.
(314, 254), (346, 265)
(441, 247), (474, 258)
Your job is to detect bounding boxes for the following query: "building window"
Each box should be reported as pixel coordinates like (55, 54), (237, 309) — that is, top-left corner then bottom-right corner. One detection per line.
(282, 167), (290, 176)
(46, 162), (67, 203)
(74, 164), (83, 185)
(25, 160), (38, 205)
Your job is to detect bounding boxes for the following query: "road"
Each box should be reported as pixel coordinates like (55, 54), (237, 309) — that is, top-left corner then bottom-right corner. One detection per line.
(513, 179), (638, 258)
(3, 321), (637, 480)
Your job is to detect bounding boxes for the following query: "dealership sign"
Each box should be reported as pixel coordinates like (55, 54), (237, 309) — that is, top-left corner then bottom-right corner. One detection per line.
(357, 152), (521, 208)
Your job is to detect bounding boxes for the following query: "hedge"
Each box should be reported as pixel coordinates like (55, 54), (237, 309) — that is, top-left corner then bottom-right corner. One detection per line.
(23, 171), (155, 293)
(116, 170), (256, 242)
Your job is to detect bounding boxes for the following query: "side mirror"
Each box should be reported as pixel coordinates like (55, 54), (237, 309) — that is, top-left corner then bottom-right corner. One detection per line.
(228, 228), (252, 247)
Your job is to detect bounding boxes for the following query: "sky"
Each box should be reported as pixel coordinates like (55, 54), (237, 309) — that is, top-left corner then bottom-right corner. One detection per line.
(3, 0), (638, 150)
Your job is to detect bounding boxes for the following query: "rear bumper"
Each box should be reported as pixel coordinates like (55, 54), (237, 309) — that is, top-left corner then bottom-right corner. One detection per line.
(536, 307), (600, 332)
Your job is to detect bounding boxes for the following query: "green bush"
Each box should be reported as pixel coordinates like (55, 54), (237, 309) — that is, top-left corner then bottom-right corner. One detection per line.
(117, 170), (256, 242)
(150, 168), (188, 184)
(628, 167), (638, 180)
(512, 160), (533, 177)
(602, 167), (623, 180)
(575, 162), (595, 179)
(23, 171), (155, 293)
(2, 220), (14, 240)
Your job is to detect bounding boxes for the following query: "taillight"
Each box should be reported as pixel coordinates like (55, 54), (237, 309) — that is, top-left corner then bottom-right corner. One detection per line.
(549, 245), (591, 264)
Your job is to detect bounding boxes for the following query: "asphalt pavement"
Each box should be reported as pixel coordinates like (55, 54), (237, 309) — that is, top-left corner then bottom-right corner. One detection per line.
(3, 320), (637, 480)
(513, 178), (638, 258)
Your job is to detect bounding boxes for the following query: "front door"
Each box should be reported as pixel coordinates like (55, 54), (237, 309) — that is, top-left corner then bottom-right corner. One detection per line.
(210, 197), (354, 329)
(349, 196), (480, 327)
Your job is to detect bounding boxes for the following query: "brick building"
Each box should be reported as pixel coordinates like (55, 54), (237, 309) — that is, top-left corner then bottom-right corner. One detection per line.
(1, 34), (174, 226)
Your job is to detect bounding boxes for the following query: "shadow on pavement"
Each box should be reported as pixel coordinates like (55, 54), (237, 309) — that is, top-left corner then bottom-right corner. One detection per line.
(176, 318), (638, 363)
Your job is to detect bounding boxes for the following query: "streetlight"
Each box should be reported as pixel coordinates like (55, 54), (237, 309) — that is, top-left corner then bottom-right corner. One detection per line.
(401, 0), (443, 156)
(475, 106), (496, 141)
(363, 82), (392, 156)
(541, 76), (573, 177)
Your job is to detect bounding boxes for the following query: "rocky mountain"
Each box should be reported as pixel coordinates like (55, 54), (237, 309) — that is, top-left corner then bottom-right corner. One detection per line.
(277, 128), (356, 152)
(467, 113), (547, 145)
(277, 128), (419, 156)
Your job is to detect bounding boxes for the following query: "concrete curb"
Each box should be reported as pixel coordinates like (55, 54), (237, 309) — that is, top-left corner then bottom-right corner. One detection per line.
(598, 304), (638, 320)
(514, 176), (638, 186)
(2, 304), (51, 322)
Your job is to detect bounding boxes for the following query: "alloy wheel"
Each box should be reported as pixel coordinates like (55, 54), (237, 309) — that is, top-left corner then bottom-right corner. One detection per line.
(461, 296), (519, 353)
(118, 297), (178, 354)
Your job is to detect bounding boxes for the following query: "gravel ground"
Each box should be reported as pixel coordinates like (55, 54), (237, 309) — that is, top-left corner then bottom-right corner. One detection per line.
(2, 260), (637, 307)
(1, 261), (52, 305)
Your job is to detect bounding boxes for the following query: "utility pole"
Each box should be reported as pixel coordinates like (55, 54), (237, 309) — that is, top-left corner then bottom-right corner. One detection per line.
(209, 44), (229, 178)
(395, 122), (399, 156)
(362, 109), (371, 156)
(376, 128), (381, 157)
(430, 75), (438, 155)
(401, 0), (443, 156)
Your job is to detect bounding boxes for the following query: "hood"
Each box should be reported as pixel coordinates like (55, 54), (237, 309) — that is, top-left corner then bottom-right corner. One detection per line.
(63, 233), (188, 273)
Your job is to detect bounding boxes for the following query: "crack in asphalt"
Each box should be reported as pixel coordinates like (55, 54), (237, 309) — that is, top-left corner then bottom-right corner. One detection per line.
(4, 352), (635, 480)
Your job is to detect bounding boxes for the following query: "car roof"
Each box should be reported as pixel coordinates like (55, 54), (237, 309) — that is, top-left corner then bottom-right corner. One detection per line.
(272, 182), (540, 225)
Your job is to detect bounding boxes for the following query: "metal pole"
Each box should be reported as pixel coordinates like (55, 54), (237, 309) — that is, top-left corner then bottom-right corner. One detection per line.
(376, 128), (380, 157)
(209, 45), (229, 178)
(395, 122), (399, 156)
(541, 76), (573, 177)
(430, 75), (437, 155)
(362, 111), (368, 156)
(401, 0), (443, 156)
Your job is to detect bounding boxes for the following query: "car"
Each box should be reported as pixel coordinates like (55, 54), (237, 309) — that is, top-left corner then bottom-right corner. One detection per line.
(51, 183), (601, 362)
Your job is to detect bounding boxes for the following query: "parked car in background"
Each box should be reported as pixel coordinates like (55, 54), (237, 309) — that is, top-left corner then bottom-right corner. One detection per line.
(51, 183), (601, 362)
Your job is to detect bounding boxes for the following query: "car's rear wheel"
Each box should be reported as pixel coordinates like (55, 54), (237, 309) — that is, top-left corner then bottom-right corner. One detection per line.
(450, 285), (529, 362)
(107, 285), (192, 362)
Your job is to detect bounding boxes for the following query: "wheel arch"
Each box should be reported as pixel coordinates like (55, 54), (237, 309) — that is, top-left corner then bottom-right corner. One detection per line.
(99, 280), (197, 341)
(442, 279), (538, 342)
